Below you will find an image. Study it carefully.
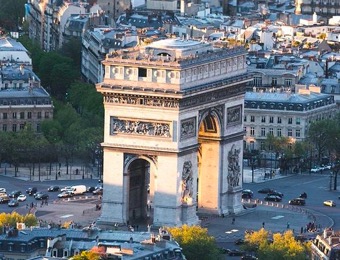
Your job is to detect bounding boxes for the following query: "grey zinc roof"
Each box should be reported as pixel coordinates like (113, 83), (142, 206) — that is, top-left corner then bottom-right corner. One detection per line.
(0, 37), (27, 52)
(245, 91), (330, 103)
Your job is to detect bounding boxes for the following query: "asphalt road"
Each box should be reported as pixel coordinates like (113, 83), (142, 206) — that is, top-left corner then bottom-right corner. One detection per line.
(243, 173), (340, 230)
(0, 175), (100, 214)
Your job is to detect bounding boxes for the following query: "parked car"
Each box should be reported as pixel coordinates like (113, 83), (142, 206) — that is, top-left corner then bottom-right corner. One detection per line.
(8, 199), (19, 207)
(0, 188), (6, 193)
(47, 186), (59, 192)
(93, 187), (103, 195)
(17, 194), (27, 202)
(9, 191), (22, 198)
(58, 191), (73, 198)
(0, 196), (10, 204)
(35, 193), (49, 200)
(264, 195), (282, 202)
(289, 198), (305, 206)
(226, 249), (245, 256)
(268, 190), (284, 198)
(26, 187), (37, 196)
(241, 255), (258, 260)
(311, 167), (320, 173)
(324, 200), (336, 207)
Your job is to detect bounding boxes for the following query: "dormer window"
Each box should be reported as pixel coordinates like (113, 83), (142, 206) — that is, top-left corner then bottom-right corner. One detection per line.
(138, 68), (147, 77)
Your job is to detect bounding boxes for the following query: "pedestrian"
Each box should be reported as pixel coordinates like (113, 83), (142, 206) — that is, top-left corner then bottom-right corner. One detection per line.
(301, 227), (303, 234)
(262, 222), (265, 228)
(58, 171), (61, 177)
(46, 200), (48, 206)
(232, 217), (235, 224)
(287, 222), (290, 229)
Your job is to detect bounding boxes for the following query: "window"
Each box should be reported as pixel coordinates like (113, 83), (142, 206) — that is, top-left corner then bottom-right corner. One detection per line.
(277, 117), (282, 124)
(272, 77), (277, 86)
(260, 141), (265, 150)
(12, 112), (17, 119)
(37, 112), (42, 119)
(296, 129), (301, 137)
(250, 127), (255, 136)
(138, 68), (147, 77)
(250, 116), (255, 122)
(45, 112), (49, 119)
(254, 76), (262, 86)
(20, 124), (25, 130)
(12, 124), (17, 132)
(269, 116), (274, 123)
(244, 116), (247, 122)
(20, 112), (25, 119)
(296, 118), (301, 125)
(288, 118), (292, 124)
(277, 128), (282, 137)
(284, 79), (292, 86)
(269, 128), (274, 135)
(27, 112), (32, 119)
(288, 129), (292, 136)
(244, 127), (247, 133)
(3, 113), (7, 119)
(261, 116), (266, 123)
(2, 124), (7, 131)
(261, 128), (266, 136)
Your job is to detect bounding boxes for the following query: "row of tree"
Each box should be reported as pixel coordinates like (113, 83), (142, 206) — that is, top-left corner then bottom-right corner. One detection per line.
(247, 113), (340, 181)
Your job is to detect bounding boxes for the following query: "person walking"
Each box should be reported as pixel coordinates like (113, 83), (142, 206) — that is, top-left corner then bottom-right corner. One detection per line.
(262, 222), (265, 228)
(232, 217), (235, 225)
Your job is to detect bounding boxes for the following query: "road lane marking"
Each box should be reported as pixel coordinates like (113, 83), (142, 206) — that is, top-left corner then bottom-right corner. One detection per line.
(60, 214), (74, 218)
(272, 215), (284, 219)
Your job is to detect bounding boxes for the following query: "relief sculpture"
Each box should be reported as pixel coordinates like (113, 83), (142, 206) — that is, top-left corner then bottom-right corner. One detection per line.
(227, 145), (241, 188)
(227, 105), (242, 126)
(180, 117), (196, 140)
(111, 118), (171, 137)
(181, 161), (194, 204)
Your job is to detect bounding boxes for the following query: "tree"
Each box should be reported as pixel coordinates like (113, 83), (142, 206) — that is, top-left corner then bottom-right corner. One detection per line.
(243, 229), (310, 260)
(70, 249), (102, 260)
(166, 225), (221, 260)
(0, 212), (37, 233)
(0, 0), (26, 31)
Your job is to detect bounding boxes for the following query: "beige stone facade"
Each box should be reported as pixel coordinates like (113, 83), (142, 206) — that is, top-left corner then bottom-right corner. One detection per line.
(96, 38), (251, 227)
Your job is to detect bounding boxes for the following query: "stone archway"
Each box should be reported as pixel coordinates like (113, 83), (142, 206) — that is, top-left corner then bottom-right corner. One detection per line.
(197, 111), (222, 214)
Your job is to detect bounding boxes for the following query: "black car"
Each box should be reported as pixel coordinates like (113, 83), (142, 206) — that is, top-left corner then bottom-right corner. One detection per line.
(0, 196), (10, 204)
(234, 238), (245, 245)
(226, 249), (245, 256)
(26, 187), (37, 196)
(87, 186), (96, 193)
(264, 195), (282, 202)
(299, 192), (307, 199)
(268, 191), (284, 198)
(93, 187), (103, 195)
(35, 193), (49, 200)
(258, 188), (275, 194)
(8, 199), (19, 207)
(9, 191), (22, 198)
(289, 198), (306, 206)
(47, 186), (59, 192)
(242, 189), (253, 199)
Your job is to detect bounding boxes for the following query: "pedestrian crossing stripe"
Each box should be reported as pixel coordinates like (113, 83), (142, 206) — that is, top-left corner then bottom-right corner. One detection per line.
(60, 214), (74, 218)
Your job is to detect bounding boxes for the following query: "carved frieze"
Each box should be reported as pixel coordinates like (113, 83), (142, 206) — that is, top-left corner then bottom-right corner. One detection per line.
(180, 117), (196, 140)
(180, 83), (246, 109)
(111, 117), (171, 138)
(227, 105), (242, 126)
(104, 94), (179, 108)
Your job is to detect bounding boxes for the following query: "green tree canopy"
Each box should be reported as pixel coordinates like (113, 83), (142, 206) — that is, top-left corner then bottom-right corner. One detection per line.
(166, 225), (220, 260)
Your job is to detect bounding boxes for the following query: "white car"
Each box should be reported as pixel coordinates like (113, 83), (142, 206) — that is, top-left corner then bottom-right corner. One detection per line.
(311, 167), (320, 173)
(0, 188), (6, 193)
(17, 194), (27, 202)
(61, 186), (73, 192)
(324, 200), (336, 207)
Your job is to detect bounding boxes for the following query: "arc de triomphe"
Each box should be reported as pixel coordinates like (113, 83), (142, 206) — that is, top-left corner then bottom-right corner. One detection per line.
(96, 38), (251, 227)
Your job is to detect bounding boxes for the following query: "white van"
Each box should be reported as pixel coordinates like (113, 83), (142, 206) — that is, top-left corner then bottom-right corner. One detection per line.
(71, 185), (86, 195)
